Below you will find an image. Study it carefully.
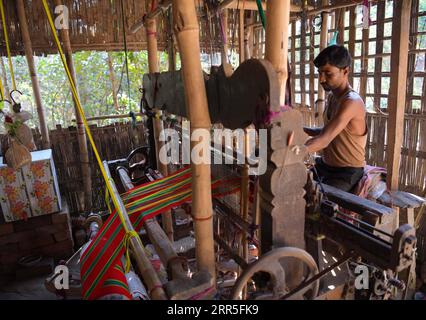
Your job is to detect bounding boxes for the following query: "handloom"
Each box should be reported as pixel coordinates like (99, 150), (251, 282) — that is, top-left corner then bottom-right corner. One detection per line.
(140, 57), (418, 300)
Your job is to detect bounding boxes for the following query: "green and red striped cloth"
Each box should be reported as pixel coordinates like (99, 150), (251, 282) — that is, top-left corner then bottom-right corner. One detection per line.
(80, 166), (240, 299)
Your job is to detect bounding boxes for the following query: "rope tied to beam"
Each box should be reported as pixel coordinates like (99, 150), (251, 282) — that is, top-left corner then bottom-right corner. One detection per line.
(0, 0), (16, 91)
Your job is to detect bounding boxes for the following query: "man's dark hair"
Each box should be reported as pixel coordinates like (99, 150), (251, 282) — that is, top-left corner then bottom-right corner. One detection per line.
(314, 45), (352, 69)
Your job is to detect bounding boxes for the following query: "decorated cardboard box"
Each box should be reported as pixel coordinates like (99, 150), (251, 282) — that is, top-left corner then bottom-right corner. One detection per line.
(0, 165), (32, 222)
(22, 150), (62, 217)
(0, 149), (61, 222)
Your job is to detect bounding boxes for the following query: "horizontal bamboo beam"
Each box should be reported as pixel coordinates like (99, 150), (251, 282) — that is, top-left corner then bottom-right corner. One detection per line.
(219, 0), (310, 12)
(72, 113), (144, 122)
(302, 0), (378, 17)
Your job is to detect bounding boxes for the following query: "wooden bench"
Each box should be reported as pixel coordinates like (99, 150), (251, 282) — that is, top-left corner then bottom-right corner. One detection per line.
(377, 190), (426, 229)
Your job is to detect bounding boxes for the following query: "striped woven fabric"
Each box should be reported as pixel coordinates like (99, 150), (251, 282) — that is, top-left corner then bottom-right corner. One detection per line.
(81, 166), (240, 300)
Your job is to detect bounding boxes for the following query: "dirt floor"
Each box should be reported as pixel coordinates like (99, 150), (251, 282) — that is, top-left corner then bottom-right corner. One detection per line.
(0, 275), (60, 300)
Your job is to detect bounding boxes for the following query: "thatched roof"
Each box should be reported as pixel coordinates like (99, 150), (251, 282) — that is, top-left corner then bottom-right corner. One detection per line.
(0, 0), (171, 55)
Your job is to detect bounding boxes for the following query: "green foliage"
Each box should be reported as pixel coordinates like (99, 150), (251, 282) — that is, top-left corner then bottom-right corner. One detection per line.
(1, 50), (169, 130)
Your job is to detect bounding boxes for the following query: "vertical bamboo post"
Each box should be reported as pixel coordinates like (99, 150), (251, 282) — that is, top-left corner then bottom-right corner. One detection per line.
(54, 0), (92, 211)
(168, 32), (176, 72)
(172, 0), (215, 281)
(16, 0), (50, 149)
(245, 11), (254, 60)
(239, 9), (245, 64)
(359, 26), (369, 101)
(239, 163), (250, 298)
(265, 0), (290, 106)
(221, 9), (229, 64)
(336, 8), (345, 45)
(387, 0), (412, 190)
(317, 0), (329, 125)
(290, 21), (296, 108)
(309, 17), (315, 116)
(146, 0), (174, 242)
(0, 57), (9, 101)
(107, 52), (119, 111)
(348, 7), (356, 87)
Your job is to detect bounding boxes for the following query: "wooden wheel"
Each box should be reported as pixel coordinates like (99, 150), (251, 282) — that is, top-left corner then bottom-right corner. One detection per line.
(231, 247), (319, 300)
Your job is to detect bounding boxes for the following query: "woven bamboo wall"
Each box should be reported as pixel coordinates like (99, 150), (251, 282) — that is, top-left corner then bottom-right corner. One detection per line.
(27, 121), (147, 215)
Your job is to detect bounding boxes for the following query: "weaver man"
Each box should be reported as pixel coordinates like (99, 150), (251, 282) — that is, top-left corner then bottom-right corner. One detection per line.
(303, 45), (367, 192)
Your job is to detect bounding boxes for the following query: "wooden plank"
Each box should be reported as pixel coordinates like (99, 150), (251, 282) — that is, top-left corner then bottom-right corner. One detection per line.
(387, 0), (413, 190)
(321, 183), (395, 219)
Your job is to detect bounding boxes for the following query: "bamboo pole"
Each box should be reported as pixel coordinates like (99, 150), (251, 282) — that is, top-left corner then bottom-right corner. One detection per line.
(265, 0), (291, 106)
(54, 0), (92, 212)
(107, 52), (119, 111)
(387, 0), (412, 190)
(359, 26), (369, 101)
(220, 0), (310, 12)
(336, 8), (345, 45)
(239, 9), (245, 64)
(245, 11), (254, 60)
(147, 0), (174, 242)
(348, 7), (356, 87)
(72, 112), (144, 122)
(221, 9), (229, 64)
(317, 0), (329, 125)
(168, 25), (176, 72)
(239, 163), (250, 298)
(103, 162), (167, 300)
(16, 0), (50, 149)
(0, 57), (9, 101)
(172, 0), (215, 280)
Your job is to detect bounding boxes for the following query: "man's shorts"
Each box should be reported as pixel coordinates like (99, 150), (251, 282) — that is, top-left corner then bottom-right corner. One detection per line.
(312, 157), (364, 193)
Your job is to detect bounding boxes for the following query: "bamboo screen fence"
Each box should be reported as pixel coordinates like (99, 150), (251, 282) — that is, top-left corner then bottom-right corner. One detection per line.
(24, 121), (146, 215)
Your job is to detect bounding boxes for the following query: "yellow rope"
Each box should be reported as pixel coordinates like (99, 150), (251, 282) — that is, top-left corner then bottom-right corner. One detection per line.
(41, 1), (138, 249)
(0, 0), (16, 91)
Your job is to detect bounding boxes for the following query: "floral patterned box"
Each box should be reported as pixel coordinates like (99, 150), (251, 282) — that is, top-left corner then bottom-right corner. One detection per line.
(0, 165), (32, 222)
(0, 149), (61, 222)
(22, 149), (62, 217)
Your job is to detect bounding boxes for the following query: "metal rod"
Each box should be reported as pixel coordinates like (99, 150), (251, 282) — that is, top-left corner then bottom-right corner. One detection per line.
(335, 210), (394, 239)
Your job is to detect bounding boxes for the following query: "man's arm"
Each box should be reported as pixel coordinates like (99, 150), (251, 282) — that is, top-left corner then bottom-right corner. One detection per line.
(303, 126), (323, 136)
(305, 99), (361, 153)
